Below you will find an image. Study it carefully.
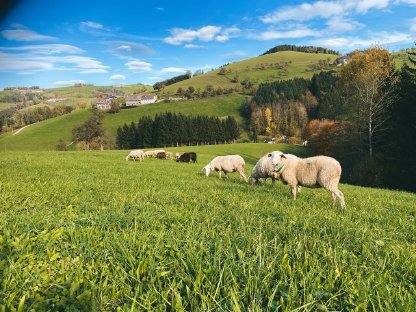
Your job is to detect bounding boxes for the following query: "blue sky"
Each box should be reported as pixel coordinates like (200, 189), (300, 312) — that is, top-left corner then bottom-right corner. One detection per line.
(0, 0), (415, 89)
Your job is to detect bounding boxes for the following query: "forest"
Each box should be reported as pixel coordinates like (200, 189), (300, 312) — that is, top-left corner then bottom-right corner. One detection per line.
(116, 112), (240, 149)
(245, 47), (416, 191)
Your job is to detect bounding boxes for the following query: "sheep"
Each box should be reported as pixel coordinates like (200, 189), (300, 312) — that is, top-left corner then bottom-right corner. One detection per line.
(144, 149), (165, 158)
(248, 153), (278, 186)
(268, 151), (345, 209)
(125, 150), (144, 161)
(165, 151), (174, 160)
(175, 153), (180, 160)
(203, 155), (247, 182)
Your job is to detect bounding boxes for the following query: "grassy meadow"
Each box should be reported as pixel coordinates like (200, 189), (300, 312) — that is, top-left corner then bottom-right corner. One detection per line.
(0, 143), (415, 311)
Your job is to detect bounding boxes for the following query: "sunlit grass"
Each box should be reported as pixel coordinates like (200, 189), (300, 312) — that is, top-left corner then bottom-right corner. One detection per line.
(0, 144), (415, 310)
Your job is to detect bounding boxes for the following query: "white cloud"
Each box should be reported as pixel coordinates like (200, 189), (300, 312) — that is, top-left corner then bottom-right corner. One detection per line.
(0, 44), (83, 55)
(1, 28), (56, 41)
(53, 79), (88, 86)
(261, 1), (344, 23)
(164, 25), (221, 45)
(326, 17), (364, 32)
(312, 31), (413, 50)
(411, 18), (416, 32)
(0, 52), (53, 72)
(103, 41), (153, 58)
(260, 0), (395, 24)
(125, 59), (152, 72)
(256, 28), (318, 40)
(161, 67), (187, 74)
(109, 74), (126, 80)
(184, 44), (203, 48)
(80, 21), (104, 30)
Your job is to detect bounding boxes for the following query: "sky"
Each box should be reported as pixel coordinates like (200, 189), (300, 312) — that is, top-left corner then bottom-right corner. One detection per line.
(0, 0), (415, 89)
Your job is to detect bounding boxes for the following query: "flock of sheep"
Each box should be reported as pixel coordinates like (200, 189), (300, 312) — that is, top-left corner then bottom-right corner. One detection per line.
(126, 149), (346, 209)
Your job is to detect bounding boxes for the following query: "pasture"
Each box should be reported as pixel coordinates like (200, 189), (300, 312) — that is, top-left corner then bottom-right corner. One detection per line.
(0, 143), (415, 311)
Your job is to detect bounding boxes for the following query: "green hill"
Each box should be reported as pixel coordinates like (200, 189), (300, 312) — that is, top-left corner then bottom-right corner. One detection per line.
(162, 51), (339, 94)
(0, 95), (247, 151)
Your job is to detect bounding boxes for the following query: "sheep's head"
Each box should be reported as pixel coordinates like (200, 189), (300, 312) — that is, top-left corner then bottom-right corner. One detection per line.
(203, 164), (212, 176)
(268, 151), (286, 166)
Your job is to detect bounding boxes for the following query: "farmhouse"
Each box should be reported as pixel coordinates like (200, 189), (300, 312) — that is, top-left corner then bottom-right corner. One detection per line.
(125, 94), (158, 106)
(96, 99), (111, 110)
(141, 94), (157, 104)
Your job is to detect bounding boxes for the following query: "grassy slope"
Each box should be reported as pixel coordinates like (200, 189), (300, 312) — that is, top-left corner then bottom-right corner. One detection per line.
(0, 145), (415, 310)
(0, 95), (246, 150)
(162, 51), (339, 93)
(104, 94), (247, 135)
(0, 109), (92, 151)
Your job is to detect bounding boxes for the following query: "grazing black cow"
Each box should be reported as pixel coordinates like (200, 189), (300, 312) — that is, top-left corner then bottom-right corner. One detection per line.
(156, 152), (167, 159)
(176, 152), (197, 163)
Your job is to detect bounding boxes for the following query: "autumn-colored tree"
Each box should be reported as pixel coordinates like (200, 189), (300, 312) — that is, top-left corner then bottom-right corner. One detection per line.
(340, 47), (395, 158)
(264, 107), (272, 135)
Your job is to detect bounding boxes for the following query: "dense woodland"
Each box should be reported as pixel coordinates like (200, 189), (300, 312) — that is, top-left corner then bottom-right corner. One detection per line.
(262, 45), (339, 56)
(116, 113), (240, 149)
(245, 47), (416, 191)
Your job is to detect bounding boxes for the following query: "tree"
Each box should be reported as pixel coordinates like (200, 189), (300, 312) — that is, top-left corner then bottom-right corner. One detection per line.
(264, 107), (272, 135)
(72, 115), (105, 150)
(340, 47), (395, 158)
(109, 98), (124, 113)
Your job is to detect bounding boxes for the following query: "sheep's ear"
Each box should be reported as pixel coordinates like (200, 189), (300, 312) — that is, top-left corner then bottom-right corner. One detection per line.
(281, 154), (287, 159)
(267, 153), (272, 157)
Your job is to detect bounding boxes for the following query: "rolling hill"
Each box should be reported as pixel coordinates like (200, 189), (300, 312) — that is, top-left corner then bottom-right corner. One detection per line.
(162, 51), (340, 94)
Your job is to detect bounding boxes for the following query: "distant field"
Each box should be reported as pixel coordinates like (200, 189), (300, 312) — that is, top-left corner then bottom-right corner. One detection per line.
(0, 109), (92, 151)
(163, 51), (339, 94)
(0, 144), (415, 310)
(104, 94), (247, 135)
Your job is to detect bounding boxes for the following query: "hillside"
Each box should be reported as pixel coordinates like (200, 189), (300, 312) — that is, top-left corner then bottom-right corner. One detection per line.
(162, 51), (340, 93)
(0, 95), (247, 151)
(1, 146), (415, 310)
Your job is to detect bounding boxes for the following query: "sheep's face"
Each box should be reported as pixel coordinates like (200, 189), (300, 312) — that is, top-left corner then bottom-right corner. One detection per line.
(203, 164), (211, 176)
(268, 151), (286, 166)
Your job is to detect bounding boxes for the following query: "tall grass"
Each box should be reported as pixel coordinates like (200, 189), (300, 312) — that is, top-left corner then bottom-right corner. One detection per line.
(0, 144), (415, 310)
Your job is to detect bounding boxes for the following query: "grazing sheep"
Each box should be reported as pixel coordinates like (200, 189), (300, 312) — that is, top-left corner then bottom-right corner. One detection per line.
(165, 151), (174, 160)
(175, 153), (180, 160)
(268, 151), (345, 209)
(203, 155), (247, 181)
(176, 152), (197, 163)
(248, 153), (278, 186)
(156, 152), (167, 159)
(144, 149), (166, 158)
(125, 150), (144, 162)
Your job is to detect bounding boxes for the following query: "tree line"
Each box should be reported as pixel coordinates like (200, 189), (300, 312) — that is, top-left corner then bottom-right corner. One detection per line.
(153, 72), (192, 91)
(116, 113), (239, 149)
(261, 45), (339, 56)
(245, 46), (416, 191)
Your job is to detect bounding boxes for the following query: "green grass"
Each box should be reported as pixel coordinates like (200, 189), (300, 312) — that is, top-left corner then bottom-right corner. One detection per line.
(0, 144), (415, 311)
(104, 94), (247, 135)
(0, 109), (92, 151)
(163, 51), (339, 94)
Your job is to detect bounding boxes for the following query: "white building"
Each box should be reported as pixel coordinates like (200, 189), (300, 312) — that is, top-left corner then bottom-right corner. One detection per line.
(125, 95), (142, 107)
(140, 94), (157, 104)
(96, 99), (111, 110)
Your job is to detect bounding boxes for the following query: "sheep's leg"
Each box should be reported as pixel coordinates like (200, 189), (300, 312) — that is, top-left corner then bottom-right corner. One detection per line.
(271, 178), (275, 187)
(224, 172), (229, 180)
(238, 169), (248, 182)
(331, 192), (336, 207)
(298, 186), (302, 193)
(291, 185), (297, 200)
(336, 190), (346, 209)
(218, 171), (222, 179)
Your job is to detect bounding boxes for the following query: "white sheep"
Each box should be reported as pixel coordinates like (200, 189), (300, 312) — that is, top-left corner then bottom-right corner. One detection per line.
(144, 149), (165, 158)
(203, 155), (248, 182)
(125, 150), (144, 161)
(268, 151), (345, 209)
(248, 153), (278, 186)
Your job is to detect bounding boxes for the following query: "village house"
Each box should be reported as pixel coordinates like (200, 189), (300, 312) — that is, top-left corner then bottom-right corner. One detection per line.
(140, 94), (157, 104)
(125, 95), (142, 107)
(96, 95), (117, 110)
